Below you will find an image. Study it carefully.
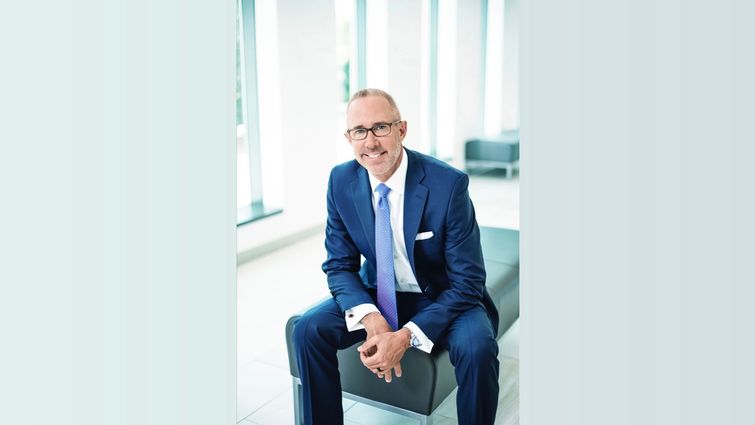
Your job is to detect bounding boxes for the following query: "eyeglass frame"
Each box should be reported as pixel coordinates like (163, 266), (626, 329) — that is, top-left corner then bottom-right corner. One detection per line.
(345, 119), (404, 141)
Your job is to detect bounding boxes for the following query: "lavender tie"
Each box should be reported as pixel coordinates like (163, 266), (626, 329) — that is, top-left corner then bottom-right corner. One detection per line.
(375, 183), (398, 330)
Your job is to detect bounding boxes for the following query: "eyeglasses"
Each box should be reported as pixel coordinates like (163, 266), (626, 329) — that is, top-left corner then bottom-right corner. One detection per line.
(346, 120), (403, 140)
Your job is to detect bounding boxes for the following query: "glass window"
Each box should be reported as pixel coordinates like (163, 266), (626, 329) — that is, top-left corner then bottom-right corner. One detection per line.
(420, 0), (451, 159)
(335, 0), (356, 162)
(237, 0), (283, 225)
(237, 3), (253, 211)
(254, 0), (284, 210)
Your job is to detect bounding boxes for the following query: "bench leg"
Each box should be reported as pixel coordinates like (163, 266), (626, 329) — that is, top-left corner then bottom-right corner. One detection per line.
(295, 376), (433, 425)
(292, 378), (303, 425)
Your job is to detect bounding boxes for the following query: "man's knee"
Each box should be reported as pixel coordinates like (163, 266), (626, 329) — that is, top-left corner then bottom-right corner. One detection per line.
(453, 334), (499, 367)
(293, 310), (332, 352)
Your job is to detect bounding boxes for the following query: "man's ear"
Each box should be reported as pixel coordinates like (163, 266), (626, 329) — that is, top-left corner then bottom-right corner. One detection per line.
(398, 121), (408, 141)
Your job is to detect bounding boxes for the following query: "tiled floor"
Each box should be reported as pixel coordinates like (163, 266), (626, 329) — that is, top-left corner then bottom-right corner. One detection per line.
(238, 171), (519, 425)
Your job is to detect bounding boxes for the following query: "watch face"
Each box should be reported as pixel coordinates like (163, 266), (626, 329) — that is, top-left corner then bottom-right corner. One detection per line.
(410, 334), (421, 348)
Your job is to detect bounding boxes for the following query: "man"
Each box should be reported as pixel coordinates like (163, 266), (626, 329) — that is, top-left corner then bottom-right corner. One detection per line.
(293, 89), (500, 425)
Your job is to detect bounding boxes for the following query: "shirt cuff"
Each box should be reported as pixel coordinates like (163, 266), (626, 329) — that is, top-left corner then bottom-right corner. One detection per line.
(404, 321), (434, 354)
(344, 303), (380, 332)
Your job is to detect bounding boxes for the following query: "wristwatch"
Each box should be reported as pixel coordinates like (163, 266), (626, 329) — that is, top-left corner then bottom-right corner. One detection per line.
(406, 328), (422, 349)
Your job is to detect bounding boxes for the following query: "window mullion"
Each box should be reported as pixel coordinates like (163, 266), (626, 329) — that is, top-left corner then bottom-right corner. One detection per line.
(429, 0), (439, 157)
(355, 0), (367, 90)
(241, 0), (263, 205)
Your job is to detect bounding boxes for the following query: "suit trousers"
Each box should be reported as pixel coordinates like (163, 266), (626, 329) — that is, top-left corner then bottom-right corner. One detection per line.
(292, 291), (500, 425)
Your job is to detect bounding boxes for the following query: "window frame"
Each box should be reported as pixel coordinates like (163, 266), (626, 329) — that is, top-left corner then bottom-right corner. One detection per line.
(237, 0), (281, 225)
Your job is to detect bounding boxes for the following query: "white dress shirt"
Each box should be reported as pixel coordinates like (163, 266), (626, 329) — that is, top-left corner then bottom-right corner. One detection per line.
(343, 148), (434, 353)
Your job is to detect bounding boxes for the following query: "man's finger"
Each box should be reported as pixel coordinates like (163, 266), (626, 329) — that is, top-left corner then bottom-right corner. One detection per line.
(361, 351), (387, 371)
(361, 349), (382, 367)
(393, 362), (402, 378)
(358, 335), (381, 354)
(383, 368), (393, 383)
(357, 341), (372, 353)
(360, 351), (378, 369)
(362, 354), (382, 368)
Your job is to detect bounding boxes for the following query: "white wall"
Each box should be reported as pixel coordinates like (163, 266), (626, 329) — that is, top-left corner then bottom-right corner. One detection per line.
(379, 0), (425, 151)
(484, 0), (519, 135)
(387, 0), (424, 151)
(452, 0), (487, 168)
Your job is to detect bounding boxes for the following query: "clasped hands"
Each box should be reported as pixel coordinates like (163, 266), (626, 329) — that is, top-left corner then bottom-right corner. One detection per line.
(357, 312), (411, 383)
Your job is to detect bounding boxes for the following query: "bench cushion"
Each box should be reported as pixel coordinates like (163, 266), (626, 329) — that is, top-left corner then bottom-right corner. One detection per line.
(465, 130), (521, 163)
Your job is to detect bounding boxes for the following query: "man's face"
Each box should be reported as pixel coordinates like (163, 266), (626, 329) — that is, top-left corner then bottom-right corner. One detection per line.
(345, 96), (407, 182)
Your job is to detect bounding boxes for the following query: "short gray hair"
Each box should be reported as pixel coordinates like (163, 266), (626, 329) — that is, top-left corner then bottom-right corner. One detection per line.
(347, 88), (402, 119)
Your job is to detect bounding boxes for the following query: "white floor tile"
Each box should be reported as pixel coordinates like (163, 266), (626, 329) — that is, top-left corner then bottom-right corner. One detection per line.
(499, 320), (520, 360)
(342, 398), (357, 412)
(469, 175), (519, 230)
(431, 415), (459, 425)
(237, 361), (291, 421)
(497, 357), (520, 425)
(255, 341), (290, 370)
(246, 390), (295, 425)
(433, 389), (458, 419)
(237, 235), (331, 365)
(344, 402), (418, 425)
(247, 392), (359, 425)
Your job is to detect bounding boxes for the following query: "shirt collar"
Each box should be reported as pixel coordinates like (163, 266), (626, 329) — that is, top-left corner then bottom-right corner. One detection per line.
(368, 147), (407, 196)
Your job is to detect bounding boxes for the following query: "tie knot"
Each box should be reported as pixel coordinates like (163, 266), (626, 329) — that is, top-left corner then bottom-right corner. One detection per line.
(376, 183), (391, 199)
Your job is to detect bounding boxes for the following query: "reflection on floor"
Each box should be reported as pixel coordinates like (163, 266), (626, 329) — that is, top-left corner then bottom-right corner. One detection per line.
(238, 173), (519, 425)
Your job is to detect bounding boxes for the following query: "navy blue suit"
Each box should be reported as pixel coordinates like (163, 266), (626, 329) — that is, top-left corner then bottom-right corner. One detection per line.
(294, 148), (500, 425)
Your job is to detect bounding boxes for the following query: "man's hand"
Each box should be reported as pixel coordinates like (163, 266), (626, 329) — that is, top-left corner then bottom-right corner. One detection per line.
(357, 328), (411, 383)
(360, 312), (391, 356)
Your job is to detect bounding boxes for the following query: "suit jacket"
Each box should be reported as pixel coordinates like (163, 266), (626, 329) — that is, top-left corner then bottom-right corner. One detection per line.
(322, 148), (499, 343)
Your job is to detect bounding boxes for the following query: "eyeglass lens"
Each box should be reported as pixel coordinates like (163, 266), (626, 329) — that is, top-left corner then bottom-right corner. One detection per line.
(349, 122), (395, 140)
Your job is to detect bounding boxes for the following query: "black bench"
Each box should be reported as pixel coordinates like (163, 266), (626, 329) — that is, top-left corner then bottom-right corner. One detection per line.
(285, 226), (519, 424)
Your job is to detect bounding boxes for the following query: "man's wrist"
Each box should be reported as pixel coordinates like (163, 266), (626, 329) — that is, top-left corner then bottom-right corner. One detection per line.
(397, 327), (412, 349)
(361, 311), (384, 329)
(400, 326), (424, 349)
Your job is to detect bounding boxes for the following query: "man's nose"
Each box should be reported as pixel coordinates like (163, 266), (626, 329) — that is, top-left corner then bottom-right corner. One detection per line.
(363, 132), (380, 148)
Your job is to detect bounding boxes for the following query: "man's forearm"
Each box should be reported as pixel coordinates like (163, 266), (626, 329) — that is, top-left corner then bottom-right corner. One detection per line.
(408, 289), (484, 343)
(326, 270), (374, 312)
(361, 311), (383, 328)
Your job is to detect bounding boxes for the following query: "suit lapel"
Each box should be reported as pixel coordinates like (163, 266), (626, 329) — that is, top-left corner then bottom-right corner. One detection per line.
(403, 150), (428, 273)
(351, 167), (376, 261)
